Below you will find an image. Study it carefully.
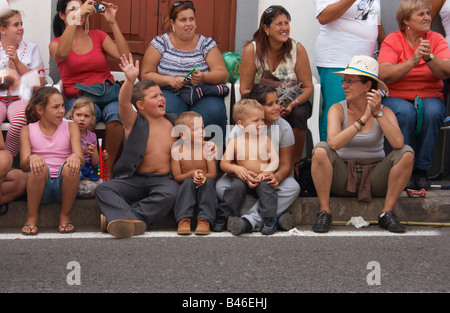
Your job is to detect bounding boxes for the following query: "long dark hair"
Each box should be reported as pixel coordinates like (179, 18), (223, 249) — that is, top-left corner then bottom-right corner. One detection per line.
(25, 87), (61, 124)
(248, 5), (293, 69)
(53, 0), (86, 37)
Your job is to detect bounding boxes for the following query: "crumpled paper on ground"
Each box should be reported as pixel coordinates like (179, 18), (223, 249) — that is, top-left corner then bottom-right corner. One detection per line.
(346, 216), (369, 228)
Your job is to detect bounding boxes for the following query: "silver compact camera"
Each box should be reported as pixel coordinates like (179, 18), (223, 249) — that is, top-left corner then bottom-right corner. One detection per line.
(92, 3), (105, 13)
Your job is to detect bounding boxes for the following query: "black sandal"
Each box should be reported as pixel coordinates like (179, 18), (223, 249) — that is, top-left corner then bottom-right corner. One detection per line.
(0, 203), (9, 216)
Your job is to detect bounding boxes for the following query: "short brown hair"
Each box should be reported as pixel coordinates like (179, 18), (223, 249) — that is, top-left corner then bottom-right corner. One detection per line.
(396, 0), (431, 31)
(232, 99), (264, 123)
(175, 111), (202, 126)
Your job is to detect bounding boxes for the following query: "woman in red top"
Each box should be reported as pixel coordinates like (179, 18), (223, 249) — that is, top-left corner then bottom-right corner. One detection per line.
(378, 0), (450, 189)
(49, 0), (130, 176)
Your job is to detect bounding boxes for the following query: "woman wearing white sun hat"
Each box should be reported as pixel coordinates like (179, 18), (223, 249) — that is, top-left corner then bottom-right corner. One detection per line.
(310, 55), (414, 234)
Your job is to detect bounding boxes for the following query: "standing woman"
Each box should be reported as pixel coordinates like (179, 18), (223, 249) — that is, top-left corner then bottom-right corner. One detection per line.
(49, 0), (130, 177)
(141, 1), (228, 144)
(239, 5), (313, 175)
(314, 0), (385, 142)
(0, 9), (45, 157)
(430, 0), (450, 46)
(378, 0), (450, 189)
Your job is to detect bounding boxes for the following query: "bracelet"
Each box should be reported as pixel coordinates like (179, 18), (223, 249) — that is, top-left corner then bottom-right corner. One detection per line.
(294, 99), (301, 106)
(356, 119), (365, 127)
(353, 123), (360, 132)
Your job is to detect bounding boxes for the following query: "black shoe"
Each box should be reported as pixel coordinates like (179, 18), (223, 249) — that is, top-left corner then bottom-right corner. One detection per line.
(378, 211), (405, 233)
(278, 212), (295, 231)
(228, 217), (252, 236)
(211, 216), (227, 232)
(414, 169), (431, 190)
(406, 175), (416, 190)
(261, 217), (278, 235)
(312, 211), (332, 233)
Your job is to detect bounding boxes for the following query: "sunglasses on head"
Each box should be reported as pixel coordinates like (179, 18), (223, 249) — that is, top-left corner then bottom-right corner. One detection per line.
(173, 1), (193, 8)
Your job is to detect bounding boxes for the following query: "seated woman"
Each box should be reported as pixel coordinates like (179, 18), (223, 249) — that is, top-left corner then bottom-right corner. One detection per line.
(311, 55), (414, 233)
(0, 9), (45, 157)
(49, 0), (130, 176)
(141, 1), (228, 146)
(378, 0), (450, 189)
(239, 5), (313, 175)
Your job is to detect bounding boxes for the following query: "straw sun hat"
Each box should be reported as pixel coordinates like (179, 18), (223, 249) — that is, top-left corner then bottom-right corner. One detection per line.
(333, 55), (389, 96)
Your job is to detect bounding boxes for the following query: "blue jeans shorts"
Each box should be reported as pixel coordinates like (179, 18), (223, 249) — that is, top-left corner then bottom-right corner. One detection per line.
(35, 163), (82, 204)
(65, 98), (121, 124)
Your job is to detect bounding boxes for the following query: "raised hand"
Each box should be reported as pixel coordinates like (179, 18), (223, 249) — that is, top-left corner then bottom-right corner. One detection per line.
(119, 53), (139, 83)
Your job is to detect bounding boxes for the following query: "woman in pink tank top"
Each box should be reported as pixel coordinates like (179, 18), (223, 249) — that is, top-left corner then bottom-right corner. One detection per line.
(19, 87), (84, 235)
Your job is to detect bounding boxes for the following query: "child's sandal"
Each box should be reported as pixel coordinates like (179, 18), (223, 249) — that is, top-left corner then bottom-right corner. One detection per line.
(58, 222), (75, 234)
(21, 224), (38, 236)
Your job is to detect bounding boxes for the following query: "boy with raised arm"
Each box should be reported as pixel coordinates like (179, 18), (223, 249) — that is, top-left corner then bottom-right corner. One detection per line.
(95, 54), (179, 238)
(213, 99), (280, 236)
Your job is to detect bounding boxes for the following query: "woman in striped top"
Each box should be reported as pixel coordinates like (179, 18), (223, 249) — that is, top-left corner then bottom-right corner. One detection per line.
(141, 1), (228, 145)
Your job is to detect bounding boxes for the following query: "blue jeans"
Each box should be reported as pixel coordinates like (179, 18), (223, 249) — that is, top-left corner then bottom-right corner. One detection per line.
(382, 96), (446, 170)
(162, 89), (227, 145)
(65, 98), (121, 124)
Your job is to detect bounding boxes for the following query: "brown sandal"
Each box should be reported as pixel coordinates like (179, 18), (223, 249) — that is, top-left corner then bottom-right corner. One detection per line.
(21, 224), (38, 236)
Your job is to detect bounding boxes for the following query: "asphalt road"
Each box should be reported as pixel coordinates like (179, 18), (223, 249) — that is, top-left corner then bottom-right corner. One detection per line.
(1, 226), (449, 296)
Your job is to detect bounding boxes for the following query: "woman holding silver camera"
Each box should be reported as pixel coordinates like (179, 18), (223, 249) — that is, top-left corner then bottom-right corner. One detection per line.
(49, 0), (130, 177)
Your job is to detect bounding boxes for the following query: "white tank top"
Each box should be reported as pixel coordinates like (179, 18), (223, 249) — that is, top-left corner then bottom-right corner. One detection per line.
(440, 0), (450, 46)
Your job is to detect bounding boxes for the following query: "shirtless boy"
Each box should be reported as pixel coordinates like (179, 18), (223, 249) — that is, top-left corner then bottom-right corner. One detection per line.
(214, 99), (280, 236)
(171, 111), (218, 235)
(95, 53), (179, 238)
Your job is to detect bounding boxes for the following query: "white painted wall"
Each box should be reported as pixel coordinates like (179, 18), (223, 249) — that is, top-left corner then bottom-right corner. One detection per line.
(9, 0), (52, 73)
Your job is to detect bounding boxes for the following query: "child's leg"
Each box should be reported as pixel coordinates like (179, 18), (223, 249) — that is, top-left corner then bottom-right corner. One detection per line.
(0, 101), (6, 123)
(196, 178), (218, 225)
(59, 162), (81, 232)
(5, 100), (28, 156)
(255, 180), (278, 218)
(217, 178), (247, 218)
(0, 168), (26, 205)
(174, 178), (197, 221)
(23, 165), (50, 233)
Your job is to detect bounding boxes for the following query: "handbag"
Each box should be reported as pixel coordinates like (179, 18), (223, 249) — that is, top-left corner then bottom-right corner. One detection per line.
(259, 70), (303, 108)
(294, 157), (317, 197)
(74, 78), (122, 108)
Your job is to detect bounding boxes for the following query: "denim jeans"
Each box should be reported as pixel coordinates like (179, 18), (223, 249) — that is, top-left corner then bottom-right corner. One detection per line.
(65, 98), (121, 124)
(162, 89), (227, 146)
(382, 96), (446, 170)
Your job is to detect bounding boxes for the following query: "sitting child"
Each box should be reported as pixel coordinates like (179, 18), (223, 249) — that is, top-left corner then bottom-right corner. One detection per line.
(171, 111), (218, 235)
(20, 87), (84, 235)
(67, 97), (108, 198)
(214, 99), (279, 236)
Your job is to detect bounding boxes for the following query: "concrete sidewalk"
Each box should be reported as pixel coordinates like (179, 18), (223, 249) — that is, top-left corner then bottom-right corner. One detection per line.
(1, 178), (449, 233)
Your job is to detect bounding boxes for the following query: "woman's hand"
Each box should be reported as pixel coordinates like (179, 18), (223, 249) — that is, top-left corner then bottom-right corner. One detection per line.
(190, 70), (204, 85)
(367, 89), (383, 116)
(280, 103), (294, 117)
(411, 39), (431, 66)
(101, 2), (118, 24)
(168, 76), (186, 90)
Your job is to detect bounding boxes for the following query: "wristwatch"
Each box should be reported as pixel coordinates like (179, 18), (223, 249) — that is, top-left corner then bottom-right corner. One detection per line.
(373, 111), (384, 118)
(425, 53), (435, 62)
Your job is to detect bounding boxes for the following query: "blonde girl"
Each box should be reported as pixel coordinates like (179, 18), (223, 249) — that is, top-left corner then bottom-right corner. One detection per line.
(20, 86), (84, 235)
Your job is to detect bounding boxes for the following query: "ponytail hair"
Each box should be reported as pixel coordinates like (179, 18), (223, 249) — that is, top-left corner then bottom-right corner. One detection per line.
(53, 0), (86, 37)
(25, 87), (61, 124)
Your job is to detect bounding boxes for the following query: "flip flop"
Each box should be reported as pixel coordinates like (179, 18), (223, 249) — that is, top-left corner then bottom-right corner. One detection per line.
(58, 222), (75, 234)
(21, 224), (38, 236)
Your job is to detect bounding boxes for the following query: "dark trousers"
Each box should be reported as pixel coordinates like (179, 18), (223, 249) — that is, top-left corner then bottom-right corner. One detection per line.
(217, 178), (277, 219)
(174, 177), (218, 225)
(95, 173), (179, 226)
